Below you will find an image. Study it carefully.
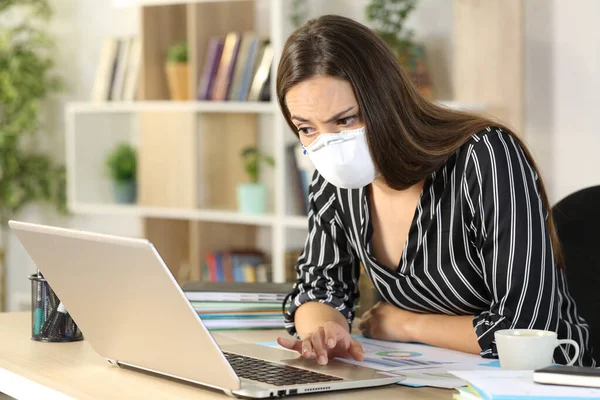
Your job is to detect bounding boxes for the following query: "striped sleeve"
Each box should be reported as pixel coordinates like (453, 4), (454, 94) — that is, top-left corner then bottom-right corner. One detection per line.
(283, 172), (360, 338)
(464, 129), (559, 358)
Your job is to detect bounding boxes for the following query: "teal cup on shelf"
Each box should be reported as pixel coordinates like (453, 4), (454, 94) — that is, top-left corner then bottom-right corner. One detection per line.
(237, 183), (268, 214)
(112, 180), (137, 204)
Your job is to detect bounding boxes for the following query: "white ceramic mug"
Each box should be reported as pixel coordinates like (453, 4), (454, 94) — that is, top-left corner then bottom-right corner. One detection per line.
(494, 329), (580, 370)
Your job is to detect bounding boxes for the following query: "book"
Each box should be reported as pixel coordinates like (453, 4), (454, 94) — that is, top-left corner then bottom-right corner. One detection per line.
(91, 38), (119, 101)
(534, 365), (600, 389)
(235, 35), (261, 101)
(450, 370), (600, 399)
(211, 32), (241, 101)
(183, 282), (293, 302)
(191, 301), (282, 313)
(122, 37), (141, 101)
(285, 249), (302, 282)
(201, 318), (285, 330)
(197, 36), (224, 100)
(293, 142), (315, 213)
(227, 32), (258, 101)
(247, 41), (272, 102)
(110, 37), (131, 101)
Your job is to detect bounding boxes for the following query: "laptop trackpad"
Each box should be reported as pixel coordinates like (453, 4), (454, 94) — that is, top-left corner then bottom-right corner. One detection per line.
(220, 343), (377, 379)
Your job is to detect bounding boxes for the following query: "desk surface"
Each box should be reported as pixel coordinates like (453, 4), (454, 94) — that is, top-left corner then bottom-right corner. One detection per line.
(0, 312), (451, 400)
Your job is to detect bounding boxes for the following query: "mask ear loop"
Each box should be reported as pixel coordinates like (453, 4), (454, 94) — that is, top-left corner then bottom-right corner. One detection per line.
(302, 145), (307, 155)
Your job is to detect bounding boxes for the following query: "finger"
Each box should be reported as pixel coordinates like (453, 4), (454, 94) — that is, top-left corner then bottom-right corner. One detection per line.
(311, 329), (329, 365)
(348, 339), (365, 361)
(323, 321), (348, 350)
(301, 337), (314, 358)
(277, 337), (302, 353)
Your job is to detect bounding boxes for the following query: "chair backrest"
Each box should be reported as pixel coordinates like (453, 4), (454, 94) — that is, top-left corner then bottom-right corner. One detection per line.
(552, 185), (600, 362)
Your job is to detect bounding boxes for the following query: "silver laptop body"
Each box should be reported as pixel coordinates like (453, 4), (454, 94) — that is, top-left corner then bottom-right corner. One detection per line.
(9, 221), (402, 398)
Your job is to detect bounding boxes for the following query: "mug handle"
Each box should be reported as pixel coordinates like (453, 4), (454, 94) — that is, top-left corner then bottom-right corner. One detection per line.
(557, 339), (580, 366)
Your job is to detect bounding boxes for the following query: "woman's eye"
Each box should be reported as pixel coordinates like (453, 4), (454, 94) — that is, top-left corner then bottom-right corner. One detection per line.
(298, 127), (315, 136)
(338, 115), (357, 126)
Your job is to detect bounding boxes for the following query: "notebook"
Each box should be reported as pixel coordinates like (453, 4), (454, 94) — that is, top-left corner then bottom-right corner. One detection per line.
(534, 365), (600, 388)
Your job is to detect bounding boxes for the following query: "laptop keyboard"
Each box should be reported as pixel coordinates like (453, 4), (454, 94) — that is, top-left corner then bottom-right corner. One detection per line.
(223, 352), (344, 386)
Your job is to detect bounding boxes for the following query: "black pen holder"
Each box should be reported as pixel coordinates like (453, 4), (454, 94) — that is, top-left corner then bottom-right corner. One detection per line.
(29, 274), (83, 342)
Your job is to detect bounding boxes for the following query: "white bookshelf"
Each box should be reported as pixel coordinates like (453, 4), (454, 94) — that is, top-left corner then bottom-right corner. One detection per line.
(67, 0), (485, 284)
(67, 101), (276, 114)
(70, 203), (278, 226)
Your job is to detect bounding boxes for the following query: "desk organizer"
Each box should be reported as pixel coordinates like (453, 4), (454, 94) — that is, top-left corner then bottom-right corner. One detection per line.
(29, 273), (83, 342)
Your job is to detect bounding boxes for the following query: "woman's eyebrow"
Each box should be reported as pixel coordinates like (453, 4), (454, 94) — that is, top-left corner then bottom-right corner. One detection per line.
(291, 106), (356, 124)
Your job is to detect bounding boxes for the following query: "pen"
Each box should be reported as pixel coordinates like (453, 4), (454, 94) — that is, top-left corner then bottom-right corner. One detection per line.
(33, 276), (43, 336)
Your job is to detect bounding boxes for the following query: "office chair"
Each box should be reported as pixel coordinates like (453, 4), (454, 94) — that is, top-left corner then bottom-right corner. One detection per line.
(552, 185), (600, 362)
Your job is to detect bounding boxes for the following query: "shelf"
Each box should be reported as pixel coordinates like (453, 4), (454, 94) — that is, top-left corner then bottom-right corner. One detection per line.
(284, 216), (308, 229)
(67, 101), (276, 114)
(70, 203), (276, 226)
(67, 100), (481, 115)
(113, 0), (252, 7)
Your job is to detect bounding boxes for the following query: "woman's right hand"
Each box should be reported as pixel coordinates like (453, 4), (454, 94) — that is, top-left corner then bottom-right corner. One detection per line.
(276, 321), (365, 365)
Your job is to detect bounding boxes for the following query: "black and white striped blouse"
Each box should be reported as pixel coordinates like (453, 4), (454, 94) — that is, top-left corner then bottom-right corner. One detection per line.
(283, 127), (595, 367)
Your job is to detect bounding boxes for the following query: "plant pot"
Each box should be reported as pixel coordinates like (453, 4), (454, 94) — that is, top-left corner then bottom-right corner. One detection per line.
(113, 180), (137, 204)
(165, 62), (190, 101)
(237, 183), (268, 214)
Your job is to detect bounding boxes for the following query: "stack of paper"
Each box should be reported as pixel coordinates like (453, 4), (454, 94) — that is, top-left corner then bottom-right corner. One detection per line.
(184, 282), (292, 330)
(259, 336), (501, 389)
(450, 370), (600, 400)
(194, 301), (284, 330)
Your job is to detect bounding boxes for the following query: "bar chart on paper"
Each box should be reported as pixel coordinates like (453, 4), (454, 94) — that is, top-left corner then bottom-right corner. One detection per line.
(358, 340), (457, 370)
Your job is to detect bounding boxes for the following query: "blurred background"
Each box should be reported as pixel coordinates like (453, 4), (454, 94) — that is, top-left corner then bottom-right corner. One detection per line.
(0, 0), (598, 313)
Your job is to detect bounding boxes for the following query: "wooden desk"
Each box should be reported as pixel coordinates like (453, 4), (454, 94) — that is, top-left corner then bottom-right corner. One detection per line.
(0, 313), (451, 400)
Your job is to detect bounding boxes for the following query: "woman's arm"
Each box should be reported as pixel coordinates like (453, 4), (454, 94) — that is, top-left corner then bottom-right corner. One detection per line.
(359, 301), (480, 354)
(409, 313), (480, 354)
(283, 172), (360, 338)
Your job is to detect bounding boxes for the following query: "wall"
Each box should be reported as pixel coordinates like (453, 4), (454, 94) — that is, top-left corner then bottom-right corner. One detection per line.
(525, 0), (600, 203)
(550, 0), (600, 202)
(300, 0), (454, 100)
(5, 0), (142, 312)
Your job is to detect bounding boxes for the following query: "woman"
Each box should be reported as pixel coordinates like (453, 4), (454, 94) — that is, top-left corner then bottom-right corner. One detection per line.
(275, 15), (595, 367)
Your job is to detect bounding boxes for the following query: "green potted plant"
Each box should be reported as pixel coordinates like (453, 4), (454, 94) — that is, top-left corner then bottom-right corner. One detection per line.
(365, 0), (433, 98)
(0, 0), (66, 311)
(106, 143), (137, 204)
(165, 42), (190, 100)
(237, 147), (274, 214)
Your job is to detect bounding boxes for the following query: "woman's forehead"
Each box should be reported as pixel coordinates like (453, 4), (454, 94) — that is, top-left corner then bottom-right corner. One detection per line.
(286, 76), (357, 118)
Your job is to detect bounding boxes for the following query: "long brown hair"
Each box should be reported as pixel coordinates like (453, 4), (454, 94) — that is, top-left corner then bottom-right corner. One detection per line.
(276, 14), (564, 268)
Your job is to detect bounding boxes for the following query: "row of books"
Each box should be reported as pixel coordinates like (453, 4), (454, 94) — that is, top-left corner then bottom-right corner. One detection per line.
(198, 32), (273, 102)
(201, 248), (302, 284)
(202, 250), (269, 283)
(183, 282), (293, 330)
(91, 36), (141, 102)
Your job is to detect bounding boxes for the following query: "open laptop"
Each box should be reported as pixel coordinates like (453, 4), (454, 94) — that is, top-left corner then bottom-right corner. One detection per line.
(9, 221), (403, 397)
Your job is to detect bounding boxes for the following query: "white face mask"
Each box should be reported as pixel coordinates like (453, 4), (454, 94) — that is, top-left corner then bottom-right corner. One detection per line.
(302, 126), (378, 189)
